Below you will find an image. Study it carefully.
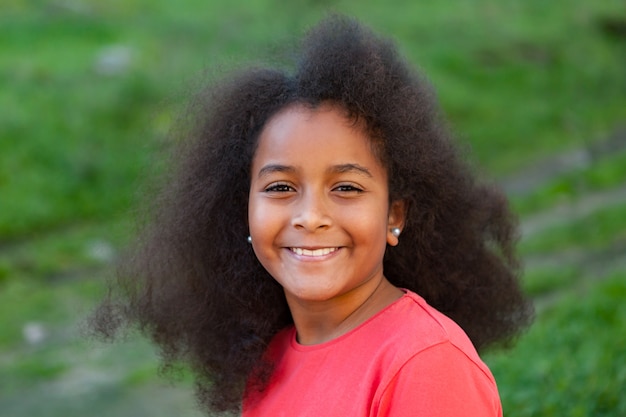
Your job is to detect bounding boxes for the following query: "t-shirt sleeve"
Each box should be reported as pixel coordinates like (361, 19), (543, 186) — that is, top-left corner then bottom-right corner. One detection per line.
(374, 341), (503, 417)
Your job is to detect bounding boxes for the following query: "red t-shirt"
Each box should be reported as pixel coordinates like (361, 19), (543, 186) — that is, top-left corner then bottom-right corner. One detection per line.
(243, 290), (502, 417)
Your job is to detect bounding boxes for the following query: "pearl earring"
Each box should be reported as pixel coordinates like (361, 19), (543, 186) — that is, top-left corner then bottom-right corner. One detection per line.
(391, 228), (401, 238)
(247, 236), (252, 244)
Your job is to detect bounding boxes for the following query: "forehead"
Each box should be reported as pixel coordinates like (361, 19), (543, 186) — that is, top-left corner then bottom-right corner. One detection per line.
(252, 103), (386, 177)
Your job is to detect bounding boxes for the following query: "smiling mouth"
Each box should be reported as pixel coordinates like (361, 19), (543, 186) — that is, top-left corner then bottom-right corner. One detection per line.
(289, 247), (339, 257)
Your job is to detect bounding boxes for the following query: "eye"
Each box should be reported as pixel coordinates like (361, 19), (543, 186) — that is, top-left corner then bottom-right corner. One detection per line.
(264, 182), (295, 193)
(333, 183), (364, 193)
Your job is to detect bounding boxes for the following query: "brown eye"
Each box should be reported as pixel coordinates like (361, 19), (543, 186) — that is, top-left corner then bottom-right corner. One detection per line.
(265, 183), (294, 192)
(333, 184), (364, 193)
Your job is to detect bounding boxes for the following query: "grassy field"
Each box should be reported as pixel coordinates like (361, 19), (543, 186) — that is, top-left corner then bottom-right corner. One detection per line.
(1, 0), (625, 415)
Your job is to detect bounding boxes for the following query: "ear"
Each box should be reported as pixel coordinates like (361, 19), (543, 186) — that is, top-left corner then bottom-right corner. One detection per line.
(386, 199), (407, 246)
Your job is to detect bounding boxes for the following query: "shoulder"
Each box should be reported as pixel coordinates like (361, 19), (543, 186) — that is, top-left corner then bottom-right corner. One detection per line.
(371, 291), (501, 416)
(373, 340), (502, 416)
(377, 290), (480, 357)
(379, 290), (496, 384)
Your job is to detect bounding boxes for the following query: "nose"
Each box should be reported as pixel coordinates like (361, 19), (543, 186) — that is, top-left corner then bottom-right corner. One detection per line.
(291, 189), (332, 231)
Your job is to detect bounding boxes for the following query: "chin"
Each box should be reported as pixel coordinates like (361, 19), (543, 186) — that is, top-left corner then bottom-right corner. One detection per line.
(287, 286), (340, 302)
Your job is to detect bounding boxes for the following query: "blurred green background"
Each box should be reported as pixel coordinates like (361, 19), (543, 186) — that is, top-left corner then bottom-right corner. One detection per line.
(1, 0), (625, 416)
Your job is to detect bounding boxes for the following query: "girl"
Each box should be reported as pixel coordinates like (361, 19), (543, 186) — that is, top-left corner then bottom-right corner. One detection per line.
(93, 15), (533, 416)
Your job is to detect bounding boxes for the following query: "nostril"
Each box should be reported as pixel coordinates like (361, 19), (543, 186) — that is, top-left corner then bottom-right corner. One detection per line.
(290, 192), (333, 231)
(291, 210), (332, 231)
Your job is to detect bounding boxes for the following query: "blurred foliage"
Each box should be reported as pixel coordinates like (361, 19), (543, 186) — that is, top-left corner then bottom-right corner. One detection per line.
(521, 204), (626, 253)
(1, 0), (625, 416)
(486, 273), (626, 416)
(1, 0), (625, 239)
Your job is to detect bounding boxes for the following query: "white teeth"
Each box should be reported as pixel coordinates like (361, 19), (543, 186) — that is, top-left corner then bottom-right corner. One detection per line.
(290, 247), (338, 257)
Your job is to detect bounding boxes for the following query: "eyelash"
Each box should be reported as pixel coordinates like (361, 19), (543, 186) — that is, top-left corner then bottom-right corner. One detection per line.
(333, 184), (364, 193)
(263, 183), (364, 193)
(264, 183), (294, 193)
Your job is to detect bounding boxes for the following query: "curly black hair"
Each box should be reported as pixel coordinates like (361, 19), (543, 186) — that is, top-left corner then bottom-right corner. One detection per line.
(92, 15), (533, 415)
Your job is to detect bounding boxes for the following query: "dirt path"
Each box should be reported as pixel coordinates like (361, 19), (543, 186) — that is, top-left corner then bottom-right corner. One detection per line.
(501, 127), (626, 196)
(520, 185), (626, 238)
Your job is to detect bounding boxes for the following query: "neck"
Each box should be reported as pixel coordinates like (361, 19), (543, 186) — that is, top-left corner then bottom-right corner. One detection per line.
(286, 277), (403, 345)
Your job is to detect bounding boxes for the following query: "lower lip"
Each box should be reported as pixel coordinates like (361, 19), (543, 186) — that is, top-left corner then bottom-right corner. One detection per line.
(286, 248), (342, 262)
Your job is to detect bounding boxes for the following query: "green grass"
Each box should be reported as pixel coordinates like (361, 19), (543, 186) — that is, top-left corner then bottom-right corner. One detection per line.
(2, 0), (625, 239)
(522, 266), (580, 297)
(521, 203), (626, 254)
(512, 151), (626, 216)
(1, 0), (626, 416)
(486, 272), (626, 417)
(0, 217), (130, 285)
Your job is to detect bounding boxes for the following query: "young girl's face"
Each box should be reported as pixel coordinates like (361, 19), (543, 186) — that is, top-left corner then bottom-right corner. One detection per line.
(248, 103), (404, 307)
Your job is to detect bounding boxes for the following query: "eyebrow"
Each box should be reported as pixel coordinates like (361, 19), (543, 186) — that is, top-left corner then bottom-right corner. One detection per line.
(257, 163), (372, 178)
(257, 164), (296, 178)
(328, 163), (373, 178)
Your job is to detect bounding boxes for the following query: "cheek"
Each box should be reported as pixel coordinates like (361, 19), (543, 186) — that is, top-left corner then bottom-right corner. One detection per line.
(345, 202), (389, 228)
(248, 198), (281, 241)
(337, 210), (389, 249)
(248, 199), (264, 236)
(248, 202), (272, 264)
